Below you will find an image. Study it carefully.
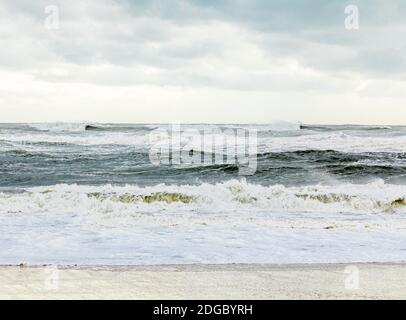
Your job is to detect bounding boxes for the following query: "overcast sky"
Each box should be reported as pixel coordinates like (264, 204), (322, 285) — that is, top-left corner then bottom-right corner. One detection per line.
(1, 0), (406, 124)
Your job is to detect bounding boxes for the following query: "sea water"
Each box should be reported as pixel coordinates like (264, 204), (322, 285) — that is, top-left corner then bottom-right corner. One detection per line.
(0, 122), (405, 265)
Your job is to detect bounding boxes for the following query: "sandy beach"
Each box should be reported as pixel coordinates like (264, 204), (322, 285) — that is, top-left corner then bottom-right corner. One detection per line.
(0, 263), (405, 299)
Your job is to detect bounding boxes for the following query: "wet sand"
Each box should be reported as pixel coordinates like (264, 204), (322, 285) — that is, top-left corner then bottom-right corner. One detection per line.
(0, 263), (405, 299)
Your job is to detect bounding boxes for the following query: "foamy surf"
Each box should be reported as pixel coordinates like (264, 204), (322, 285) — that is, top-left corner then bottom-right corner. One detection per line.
(2, 122), (406, 154)
(27, 122), (91, 132)
(2, 123), (406, 265)
(1, 180), (406, 265)
(3, 179), (406, 216)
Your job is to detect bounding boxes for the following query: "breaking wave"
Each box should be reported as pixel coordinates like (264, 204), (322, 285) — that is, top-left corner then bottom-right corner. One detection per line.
(2, 179), (406, 216)
(27, 122), (90, 132)
(25, 121), (302, 133)
(300, 124), (393, 131)
(26, 122), (157, 133)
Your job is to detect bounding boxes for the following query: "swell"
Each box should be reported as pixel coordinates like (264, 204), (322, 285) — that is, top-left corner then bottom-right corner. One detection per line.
(300, 124), (393, 131)
(0, 148), (391, 168)
(2, 149), (406, 187)
(4, 146), (406, 161)
(326, 164), (406, 176)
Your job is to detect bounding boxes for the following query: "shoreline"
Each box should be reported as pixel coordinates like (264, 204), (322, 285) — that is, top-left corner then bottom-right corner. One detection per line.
(1, 262), (405, 299)
(2, 260), (406, 269)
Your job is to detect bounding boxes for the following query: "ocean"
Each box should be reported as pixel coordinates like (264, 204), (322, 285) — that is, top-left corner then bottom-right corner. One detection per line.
(1, 122), (406, 265)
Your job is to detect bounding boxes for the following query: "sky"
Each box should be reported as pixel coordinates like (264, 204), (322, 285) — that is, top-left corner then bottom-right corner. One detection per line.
(1, 0), (406, 124)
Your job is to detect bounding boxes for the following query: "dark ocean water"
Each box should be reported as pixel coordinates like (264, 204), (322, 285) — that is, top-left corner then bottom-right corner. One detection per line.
(2, 122), (406, 187)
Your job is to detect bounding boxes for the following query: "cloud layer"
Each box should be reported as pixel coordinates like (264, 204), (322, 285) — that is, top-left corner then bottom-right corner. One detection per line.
(1, 0), (406, 123)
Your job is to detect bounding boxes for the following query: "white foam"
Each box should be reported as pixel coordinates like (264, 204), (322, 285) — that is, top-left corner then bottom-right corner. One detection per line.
(2, 123), (406, 153)
(263, 120), (301, 131)
(27, 122), (90, 132)
(2, 179), (406, 219)
(0, 131), (150, 146)
(261, 131), (406, 153)
(1, 180), (406, 265)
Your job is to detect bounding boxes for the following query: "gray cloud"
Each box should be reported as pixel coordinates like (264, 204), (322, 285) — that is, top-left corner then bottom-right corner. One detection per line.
(0, 0), (405, 92)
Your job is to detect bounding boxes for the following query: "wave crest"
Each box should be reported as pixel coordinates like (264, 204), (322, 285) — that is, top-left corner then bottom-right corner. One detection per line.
(87, 192), (195, 204)
(28, 122), (89, 132)
(1, 179), (406, 216)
